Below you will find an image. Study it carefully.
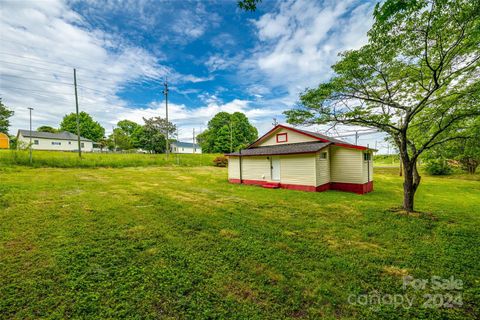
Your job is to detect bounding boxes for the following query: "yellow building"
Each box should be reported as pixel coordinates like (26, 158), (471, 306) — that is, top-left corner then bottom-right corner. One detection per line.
(0, 132), (9, 149)
(226, 125), (374, 194)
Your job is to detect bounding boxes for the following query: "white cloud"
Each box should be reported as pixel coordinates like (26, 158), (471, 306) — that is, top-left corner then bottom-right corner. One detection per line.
(0, 0), (217, 136)
(243, 0), (374, 103)
(114, 98), (280, 141)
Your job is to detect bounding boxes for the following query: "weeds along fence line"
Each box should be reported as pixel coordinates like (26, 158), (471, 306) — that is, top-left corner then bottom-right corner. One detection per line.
(0, 150), (221, 168)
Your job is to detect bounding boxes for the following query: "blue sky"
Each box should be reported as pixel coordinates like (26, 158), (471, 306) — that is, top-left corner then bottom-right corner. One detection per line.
(0, 0), (391, 151)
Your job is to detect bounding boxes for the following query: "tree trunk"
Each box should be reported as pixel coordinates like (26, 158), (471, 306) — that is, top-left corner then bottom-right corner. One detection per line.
(403, 164), (415, 212)
(402, 160), (421, 212)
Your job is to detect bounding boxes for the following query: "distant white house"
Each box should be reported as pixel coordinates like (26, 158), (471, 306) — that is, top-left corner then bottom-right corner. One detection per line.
(16, 130), (94, 152)
(170, 141), (202, 154)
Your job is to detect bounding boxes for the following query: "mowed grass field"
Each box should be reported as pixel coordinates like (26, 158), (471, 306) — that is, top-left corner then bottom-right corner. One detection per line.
(0, 162), (479, 319)
(0, 150), (221, 168)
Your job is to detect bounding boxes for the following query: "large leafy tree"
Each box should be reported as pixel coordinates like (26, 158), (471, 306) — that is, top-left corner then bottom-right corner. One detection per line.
(60, 112), (105, 142)
(141, 116), (176, 153)
(114, 119), (143, 149)
(197, 112), (258, 153)
(117, 119), (141, 136)
(0, 98), (14, 134)
(284, 0), (480, 212)
(109, 128), (133, 151)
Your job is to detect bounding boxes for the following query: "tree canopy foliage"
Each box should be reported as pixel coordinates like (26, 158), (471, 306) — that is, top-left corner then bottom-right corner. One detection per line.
(0, 98), (14, 135)
(284, 0), (480, 212)
(425, 118), (480, 174)
(60, 112), (105, 142)
(197, 112), (258, 153)
(37, 126), (57, 133)
(237, 0), (261, 12)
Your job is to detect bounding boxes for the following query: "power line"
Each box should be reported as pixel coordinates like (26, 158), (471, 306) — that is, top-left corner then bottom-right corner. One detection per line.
(0, 50), (165, 82)
(0, 60), (73, 76)
(1, 73), (73, 86)
(0, 84), (74, 95)
(0, 51), (74, 69)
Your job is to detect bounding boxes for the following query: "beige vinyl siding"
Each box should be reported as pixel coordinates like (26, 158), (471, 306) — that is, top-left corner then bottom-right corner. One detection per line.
(315, 148), (330, 186)
(280, 154), (316, 186)
(258, 128), (318, 147)
(330, 146), (364, 184)
(228, 157), (240, 179)
(362, 151), (373, 183)
(241, 156), (271, 181)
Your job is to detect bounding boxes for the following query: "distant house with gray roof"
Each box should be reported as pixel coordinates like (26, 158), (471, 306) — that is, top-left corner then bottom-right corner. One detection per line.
(170, 141), (202, 154)
(16, 129), (94, 152)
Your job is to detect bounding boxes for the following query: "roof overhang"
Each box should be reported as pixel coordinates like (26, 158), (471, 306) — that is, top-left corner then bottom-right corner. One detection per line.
(226, 141), (331, 157)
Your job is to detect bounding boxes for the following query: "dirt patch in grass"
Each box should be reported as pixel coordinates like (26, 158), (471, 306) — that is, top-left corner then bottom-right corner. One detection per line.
(383, 265), (410, 277)
(386, 206), (439, 220)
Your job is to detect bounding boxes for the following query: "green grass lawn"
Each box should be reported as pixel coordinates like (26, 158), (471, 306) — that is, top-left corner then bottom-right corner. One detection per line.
(0, 150), (221, 168)
(0, 165), (479, 319)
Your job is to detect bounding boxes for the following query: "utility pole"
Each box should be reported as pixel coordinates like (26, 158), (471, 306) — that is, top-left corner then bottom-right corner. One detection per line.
(193, 128), (195, 154)
(229, 120), (233, 153)
(272, 118), (278, 126)
(355, 131), (359, 145)
(73, 68), (81, 158)
(112, 126), (116, 152)
(28, 107), (33, 165)
(176, 127), (179, 165)
(163, 78), (169, 156)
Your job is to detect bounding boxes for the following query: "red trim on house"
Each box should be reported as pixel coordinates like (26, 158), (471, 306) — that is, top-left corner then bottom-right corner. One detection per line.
(334, 143), (368, 151)
(331, 181), (373, 194)
(276, 132), (288, 143)
(316, 182), (331, 192)
(229, 179), (373, 194)
(225, 150), (327, 157)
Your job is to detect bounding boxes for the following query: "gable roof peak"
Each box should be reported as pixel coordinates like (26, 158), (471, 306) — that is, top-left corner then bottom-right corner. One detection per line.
(247, 124), (369, 150)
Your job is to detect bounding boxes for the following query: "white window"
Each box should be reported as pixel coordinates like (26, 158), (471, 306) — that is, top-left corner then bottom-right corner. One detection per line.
(276, 133), (288, 143)
(51, 141), (61, 145)
(364, 153), (371, 161)
(320, 152), (327, 159)
(81, 142), (85, 148)
(68, 141), (71, 145)
(34, 140), (39, 145)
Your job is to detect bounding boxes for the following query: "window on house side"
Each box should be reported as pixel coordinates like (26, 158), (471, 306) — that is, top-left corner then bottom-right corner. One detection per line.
(276, 133), (287, 143)
(81, 143), (85, 148)
(320, 152), (327, 159)
(364, 153), (371, 161)
(34, 140), (39, 145)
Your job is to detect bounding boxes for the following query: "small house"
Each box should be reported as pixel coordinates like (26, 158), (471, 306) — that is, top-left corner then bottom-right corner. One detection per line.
(170, 141), (202, 154)
(226, 125), (374, 194)
(16, 130), (94, 152)
(0, 132), (9, 149)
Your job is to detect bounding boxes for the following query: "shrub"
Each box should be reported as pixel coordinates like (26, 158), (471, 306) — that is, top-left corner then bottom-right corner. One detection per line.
(213, 156), (228, 167)
(425, 159), (452, 175)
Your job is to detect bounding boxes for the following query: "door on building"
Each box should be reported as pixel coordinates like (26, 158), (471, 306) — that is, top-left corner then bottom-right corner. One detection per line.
(271, 156), (280, 181)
